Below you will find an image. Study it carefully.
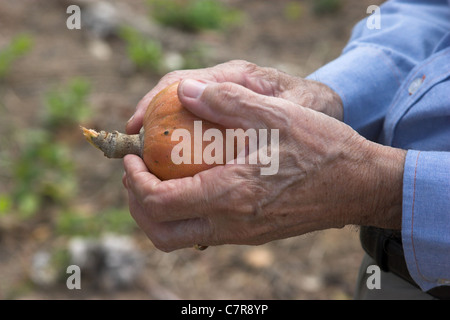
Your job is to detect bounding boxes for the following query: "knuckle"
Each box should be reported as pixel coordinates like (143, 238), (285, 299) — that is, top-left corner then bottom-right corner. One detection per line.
(242, 60), (259, 74)
(147, 228), (174, 252)
(261, 100), (292, 127)
(203, 82), (242, 120)
(151, 237), (172, 252)
(227, 167), (268, 209)
(223, 60), (260, 78)
(141, 194), (162, 221)
(228, 59), (257, 70)
(163, 70), (183, 80)
(227, 59), (254, 69)
(216, 82), (241, 101)
(153, 241), (173, 253)
(214, 82), (252, 111)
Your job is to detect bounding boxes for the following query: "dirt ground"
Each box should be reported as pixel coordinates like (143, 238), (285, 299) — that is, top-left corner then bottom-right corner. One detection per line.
(0, 0), (384, 300)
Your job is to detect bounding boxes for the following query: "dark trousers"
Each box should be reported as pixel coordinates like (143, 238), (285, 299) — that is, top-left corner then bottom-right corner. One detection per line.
(354, 254), (435, 300)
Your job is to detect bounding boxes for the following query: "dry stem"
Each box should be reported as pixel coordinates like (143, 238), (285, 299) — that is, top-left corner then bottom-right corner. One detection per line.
(81, 126), (144, 159)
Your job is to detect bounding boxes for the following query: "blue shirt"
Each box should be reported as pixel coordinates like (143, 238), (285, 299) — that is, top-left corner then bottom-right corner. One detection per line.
(307, 0), (450, 291)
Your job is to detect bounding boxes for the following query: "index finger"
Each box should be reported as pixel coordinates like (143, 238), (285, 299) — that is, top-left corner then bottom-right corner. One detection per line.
(123, 154), (161, 196)
(126, 78), (181, 134)
(125, 71), (215, 135)
(123, 154), (221, 222)
(125, 60), (265, 134)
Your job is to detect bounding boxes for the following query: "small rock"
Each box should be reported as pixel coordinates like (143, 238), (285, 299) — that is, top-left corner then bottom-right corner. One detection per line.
(88, 38), (112, 60)
(301, 275), (322, 292)
(243, 247), (274, 269)
(163, 51), (185, 72)
(68, 234), (144, 291)
(30, 250), (59, 287)
(82, 1), (119, 38)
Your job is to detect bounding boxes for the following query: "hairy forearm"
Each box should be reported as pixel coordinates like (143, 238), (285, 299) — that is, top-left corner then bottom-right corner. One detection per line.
(352, 140), (407, 230)
(298, 80), (405, 229)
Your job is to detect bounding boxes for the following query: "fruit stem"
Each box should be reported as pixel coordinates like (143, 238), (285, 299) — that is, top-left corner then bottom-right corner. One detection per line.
(81, 126), (144, 159)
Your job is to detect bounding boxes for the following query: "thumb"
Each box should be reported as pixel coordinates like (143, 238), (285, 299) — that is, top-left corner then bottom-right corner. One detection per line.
(178, 79), (285, 130)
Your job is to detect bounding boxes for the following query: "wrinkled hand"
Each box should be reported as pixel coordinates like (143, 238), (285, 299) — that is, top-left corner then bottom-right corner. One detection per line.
(125, 60), (343, 135)
(123, 79), (405, 252)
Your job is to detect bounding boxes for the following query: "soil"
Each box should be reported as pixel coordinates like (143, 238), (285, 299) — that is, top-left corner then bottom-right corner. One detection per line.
(0, 0), (384, 300)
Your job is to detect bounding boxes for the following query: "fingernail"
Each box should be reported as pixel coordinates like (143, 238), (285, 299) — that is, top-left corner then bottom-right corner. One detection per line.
(127, 114), (134, 124)
(181, 79), (207, 99)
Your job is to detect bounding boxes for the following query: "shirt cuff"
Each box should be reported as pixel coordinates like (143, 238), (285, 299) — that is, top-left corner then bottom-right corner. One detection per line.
(402, 150), (450, 291)
(306, 45), (406, 141)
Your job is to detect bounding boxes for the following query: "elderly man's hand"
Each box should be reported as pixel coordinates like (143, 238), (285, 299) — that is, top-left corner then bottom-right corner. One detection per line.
(125, 60), (343, 135)
(122, 78), (406, 252)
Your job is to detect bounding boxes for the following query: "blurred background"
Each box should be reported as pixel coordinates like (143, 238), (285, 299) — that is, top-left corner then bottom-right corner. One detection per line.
(0, 0), (383, 299)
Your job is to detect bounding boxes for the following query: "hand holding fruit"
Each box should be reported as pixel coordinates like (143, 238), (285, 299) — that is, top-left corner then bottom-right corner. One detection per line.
(120, 77), (405, 252)
(83, 60), (405, 252)
(125, 60), (344, 136)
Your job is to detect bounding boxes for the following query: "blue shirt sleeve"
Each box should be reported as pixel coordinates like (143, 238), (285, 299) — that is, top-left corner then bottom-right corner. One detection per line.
(306, 0), (450, 292)
(402, 151), (450, 291)
(307, 0), (450, 141)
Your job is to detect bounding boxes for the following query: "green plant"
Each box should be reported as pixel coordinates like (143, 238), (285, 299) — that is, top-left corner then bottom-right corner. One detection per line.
(285, 2), (303, 21)
(2, 77), (92, 218)
(0, 34), (33, 78)
(148, 0), (242, 32)
(0, 193), (12, 216)
(44, 77), (91, 129)
(119, 26), (163, 73)
(50, 248), (72, 281)
(56, 208), (136, 237)
(181, 44), (210, 70)
(12, 130), (76, 217)
(313, 0), (341, 15)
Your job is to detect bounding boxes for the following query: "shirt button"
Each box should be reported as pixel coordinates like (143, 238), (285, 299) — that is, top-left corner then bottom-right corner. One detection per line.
(408, 75), (425, 95)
